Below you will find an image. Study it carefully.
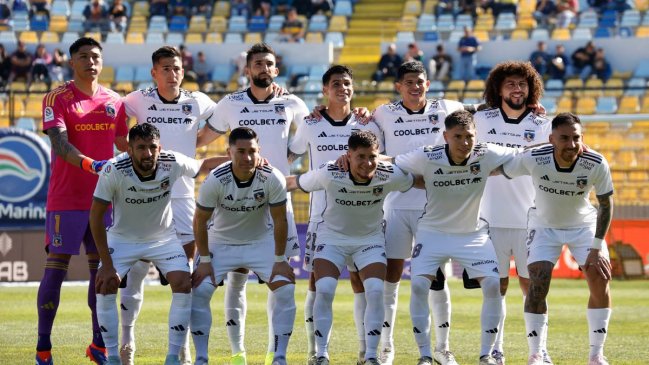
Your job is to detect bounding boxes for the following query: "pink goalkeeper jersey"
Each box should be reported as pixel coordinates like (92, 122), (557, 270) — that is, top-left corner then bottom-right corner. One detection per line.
(42, 81), (128, 211)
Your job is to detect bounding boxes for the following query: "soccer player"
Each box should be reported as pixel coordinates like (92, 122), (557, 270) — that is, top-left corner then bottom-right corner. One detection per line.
(498, 113), (613, 365)
(475, 61), (552, 365)
(207, 42), (309, 364)
(118, 45), (219, 365)
(393, 110), (517, 365)
(288, 64), (384, 365)
(287, 130), (416, 365)
(371, 61), (465, 365)
(190, 127), (296, 365)
(90, 123), (218, 365)
(36, 37), (128, 365)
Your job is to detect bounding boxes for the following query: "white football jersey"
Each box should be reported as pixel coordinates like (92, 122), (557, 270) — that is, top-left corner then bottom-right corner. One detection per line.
(196, 162), (287, 245)
(289, 111), (384, 223)
(297, 161), (413, 244)
(123, 87), (217, 198)
(475, 108), (551, 229)
(372, 99), (464, 210)
(396, 143), (517, 234)
(94, 151), (200, 243)
(208, 88), (309, 175)
(503, 145), (613, 229)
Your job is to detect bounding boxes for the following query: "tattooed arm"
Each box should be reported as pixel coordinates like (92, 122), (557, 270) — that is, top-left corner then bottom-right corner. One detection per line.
(47, 127), (86, 166)
(585, 194), (613, 280)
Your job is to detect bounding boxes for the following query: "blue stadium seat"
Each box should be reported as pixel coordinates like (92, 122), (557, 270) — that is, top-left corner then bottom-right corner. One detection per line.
(396, 31), (415, 43)
(224, 32), (243, 44)
(67, 15), (84, 32)
(545, 79), (564, 98)
(539, 97), (557, 114)
(308, 15), (328, 32)
(423, 31), (439, 41)
(530, 28), (550, 40)
(70, 1), (87, 17)
(228, 15), (248, 33)
(166, 32), (184, 45)
(16, 117), (36, 132)
(436, 14), (454, 32)
(0, 31), (17, 47)
(248, 15), (268, 32)
(12, 13), (30, 31)
(599, 10), (618, 28)
(333, 0), (353, 16)
(625, 77), (646, 96)
(495, 13), (516, 31)
(417, 13), (436, 32)
(268, 15), (285, 32)
(115, 66), (135, 82)
(428, 80), (445, 98)
(572, 28), (592, 40)
(596, 96), (618, 114)
(309, 64), (328, 79)
(51, 0), (71, 17)
(105, 32), (125, 44)
(594, 27), (611, 38)
(302, 79), (323, 93)
(617, 26), (633, 37)
(578, 10), (598, 28)
(149, 15), (169, 33)
(448, 30), (464, 43)
(61, 31), (80, 44)
(168, 16), (188, 32)
(134, 66), (151, 83)
(634, 61), (649, 78)
(455, 14), (473, 29)
(145, 32), (165, 44)
(211, 64), (233, 84)
(620, 9), (641, 27)
(30, 15), (49, 31)
(324, 32), (344, 48)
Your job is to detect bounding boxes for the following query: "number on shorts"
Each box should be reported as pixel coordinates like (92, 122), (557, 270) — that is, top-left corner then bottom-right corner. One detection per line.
(412, 243), (423, 258)
(526, 230), (536, 247)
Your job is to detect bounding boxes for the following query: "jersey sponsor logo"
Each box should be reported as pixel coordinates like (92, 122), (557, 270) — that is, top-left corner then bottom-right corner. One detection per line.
(428, 113), (439, 124)
(473, 144), (487, 157)
(469, 163), (481, 175)
(253, 189), (265, 202)
(105, 103), (116, 118)
(275, 104), (285, 114)
(576, 176), (588, 189)
(535, 156), (552, 165)
(334, 198), (382, 206)
(318, 131), (327, 137)
(146, 116), (192, 124)
(219, 175), (233, 184)
(74, 122), (116, 132)
(531, 115), (545, 125)
(238, 118), (285, 126)
(43, 107), (54, 122)
(374, 170), (390, 181)
(427, 151), (444, 160)
(181, 104), (192, 115)
(372, 186), (384, 196)
(523, 130), (535, 142)
(228, 92), (245, 101)
(578, 159), (595, 171)
(432, 177), (482, 187)
(471, 259), (496, 266)
(240, 107), (250, 113)
(148, 104), (157, 111)
(316, 144), (347, 151)
(538, 184), (584, 196)
(484, 110), (500, 119)
(393, 127), (440, 137)
(331, 171), (346, 179)
(434, 168), (444, 174)
(488, 128), (497, 135)
(219, 203), (265, 212)
(125, 190), (171, 204)
(540, 175), (550, 181)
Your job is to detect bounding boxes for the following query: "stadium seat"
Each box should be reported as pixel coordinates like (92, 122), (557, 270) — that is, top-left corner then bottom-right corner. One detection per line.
(448, 30), (464, 43)
(576, 97), (596, 114)
(205, 32), (223, 43)
(228, 15), (248, 33)
(166, 32), (184, 45)
(635, 25), (649, 37)
(517, 14), (536, 30)
(399, 15), (417, 32)
(309, 64), (328, 79)
(133, 66), (150, 83)
(584, 78), (603, 97)
(618, 96), (640, 113)
(48, 15), (68, 33)
(423, 31), (440, 41)
(437, 14), (455, 32)
(403, 0), (421, 16)
(126, 32), (144, 44)
(66, 15), (84, 32)
(428, 80), (445, 97)
(61, 31), (79, 45)
(539, 96), (557, 114)
(30, 15), (49, 31)
(248, 15), (268, 32)
(19, 31), (38, 44)
(464, 80), (485, 99)
(185, 33), (203, 44)
(51, 0), (71, 17)
(474, 30), (490, 42)
(625, 77), (646, 96)
(545, 79), (564, 98)
(12, 13), (30, 31)
(128, 15), (147, 33)
(620, 9), (641, 27)
(634, 60), (649, 78)
(244, 33), (262, 44)
(417, 13), (436, 32)
(224, 32), (243, 44)
(329, 16), (348, 32)
(169, 16), (189, 32)
(99, 66), (115, 84)
(212, 1), (230, 17)
(642, 95), (649, 112)
(578, 10), (599, 28)
(115, 66), (135, 83)
(495, 13), (517, 32)
(594, 27), (612, 38)
(15, 117), (36, 132)
(132, 1), (149, 17)
(40, 31), (60, 44)
(557, 97), (573, 113)
(268, 15), (285, 32)
(308, 15), (328, 32)
(396, 31), (415, 43)
(564, 78), (584, 97)
(145, 32), (165, 44)
(530, 28), (550, 40)
(0, 31), (17, 46)
(595, 96), (618, 114)
(211, 64), (233, 85)
(334, 0), (353, 16)
(456, 14), (474, 30)
(324, 32), (344, 48)
(305, 32), (323, 43)
(599, 10), (618, 28)
(572, 28), (592, 40)
(149, 16), (168, 33)
(551, 28), (571, 40)
(604, 78), (624, 97)
(188, 15), (208, 33)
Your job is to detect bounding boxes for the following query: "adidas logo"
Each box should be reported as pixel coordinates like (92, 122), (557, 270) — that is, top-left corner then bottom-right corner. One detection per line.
(128, 186), (137, 192)
(240, 107), (250, 113)
(282, 331), (293, 336)
(40, 302), (55, 310)
(292, 242), (300, 249)
(382, 321), (391, 328)
(318, 131), (327, 137)
(226, 319), (237, 326)
(314, 330), (323, 337)
(225, 194), (234, 200)
(170, 325), (185, 332)
(148, 104), (157, 111)
(306, 317), (314, 323)
(120, 304), (128, 311)
(339, 187), (348, 193)
(438, 322), (449, 328)
(488, 128), (497, 135)
(485, 327), (498, 334)
(594, 328), (607, 334)
(434, 168), (444, 175)
(367, 329), (381, 336)
(413, 327), (421, 334)
(395, 117), (404, 124)
(541, 175), (550, 181)
(191, 330), (205, 336)
(527, 330), (538, 337)
(100, 326), (108, 332)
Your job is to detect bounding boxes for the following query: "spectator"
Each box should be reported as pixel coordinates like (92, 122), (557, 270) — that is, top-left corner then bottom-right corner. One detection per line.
(12, 0), (29, 12)
(108, 0), (128, 32)
(0, 44), (10, 87)
(435, 0), (455, 16)
(251, 0), (270, 19)
(0, 1), (11, 27)
(179, 44), (196, 81)
(232, 0), (251, 16)
(459, 0), (479, 20)
(83, 0), (109, 32)
(572, 41), (596, 80)
(8, 41), (32, 85)
(530, 41), (551, 77)
(280, 7), (305, 43)
(169, 0), (188, 16)
(556, 0), (578, 28)
(457, 26), (481, 81)
(491, 0), (518, 17)
(31, 44), (51, 87)
(404, 43), (424, 63)
(548, 44), (570, 80)
(190, 0), (212, 16)
(428, 44), (453, 81)
(372, 43), (403, 82)
(29, 0), (50, 19)
(150, 0), (169, 17)
(194, 51), (210, 91)
(591, 48), (612, 82)
(309, 0), (332, 16)
(533, 0), (557, 27)
(48, 48), (68, 82)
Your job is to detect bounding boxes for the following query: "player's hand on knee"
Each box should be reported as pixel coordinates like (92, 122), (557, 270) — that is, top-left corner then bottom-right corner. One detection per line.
(270, 261), (295, 283)
(192, 262), (216, 288)
(96, 265), (120, 294)
(585, 249), (611, 280)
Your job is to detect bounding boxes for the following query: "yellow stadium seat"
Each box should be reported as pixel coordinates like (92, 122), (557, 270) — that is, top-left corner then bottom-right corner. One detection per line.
(642, 96), (649, 113)
(404, 0), (422, 15)
(29, 82), (48, 92)
(188, 15), (208, 33)
(510, 29), (529, 40)
(10, 81), (27, 92)
(629, 171), (648, 182)
(129, 16), (148, 32)
(447, 80), (466, 93)
(610, 170), (626, 182)
(126, 32), (145, 44)
(399, 15), (417, 32)
(40, 31), (60, 44)
(517, 15), (536, 30)
(618, 96), (640, 113)
(564, 78), (583, 97)
(617, 188), (638, 202)
(474, 30), (490, 42)
(305, 32), (323, 43)
(209, 16), (227, 33)
(0, 116), (9, 128)
(423, 0), (436, 14)
(132, 1), (149, 17)
(615, 150), (638, 167)
(49, 15), (68, 33)
(576, 97), (596, 115)
(583, 78), (603, 97)
(636, 0), (648, 11)
(244, 33), (262, 44)
(329, 16), (348, 32)
(640, 187), (649, 201)
(636, 26), (649, 37)
(84, 32), (101, 42)
(551, 28), (571, 40)
(100, 66), (115, 84)
(603, 78), (624, 97)
(182, 81), (199, 91)
(205, 32), (223, 43)
(557, 97), (573, 113)
(212, 1), (230, 17)
(465, 80), (486, 99)
(185, 33), (204, 44)
(113, 82), (134, 93)
(24, 98), (43, 118)
(19, 31), (39, 44)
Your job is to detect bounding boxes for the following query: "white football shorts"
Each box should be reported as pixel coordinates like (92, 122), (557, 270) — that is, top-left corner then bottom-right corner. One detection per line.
(313, 241), (387, 274)
(105, 238), (189, 278)
(204, 240), (281, 284)
(489, 227), (529, 279)
(526, 226), (609, 267)
(172, 197), (195, 244)
(384, 208), (422, 260)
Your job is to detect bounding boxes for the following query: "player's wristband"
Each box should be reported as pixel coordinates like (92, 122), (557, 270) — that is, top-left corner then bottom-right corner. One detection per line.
(80, 157), (95, 173)
(274, 255), (287, 263)
(591, 238), (605, 250)
(199, 255), (211, 263)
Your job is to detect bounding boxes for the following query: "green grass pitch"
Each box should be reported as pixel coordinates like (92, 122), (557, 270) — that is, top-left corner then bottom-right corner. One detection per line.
(1, 278), (648, 364)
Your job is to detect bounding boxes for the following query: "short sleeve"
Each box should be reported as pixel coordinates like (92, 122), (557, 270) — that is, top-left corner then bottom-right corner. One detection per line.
(366, 121), (385, 154)
(593, 158), (614, 198)
(288, 117), (310, 155)
(197, 92), (218, 123)
(502, 151), (531, 179)
(207, 99), (230, 134)
(290, 96), (310, 129)
(486, 143), (518, 171)
(269, 169), (288, 206)
(42, 92), (66, 133)
(196, 173), (220, 209)
(297, 167), (325, 193)
(390, 165), (414, 193)
(442, 99), (464, 114)
(93, 160), (117, 203)
(173, 151), (201, 178)
(123, 91), (139, 119)
(395, 146), (427, 175)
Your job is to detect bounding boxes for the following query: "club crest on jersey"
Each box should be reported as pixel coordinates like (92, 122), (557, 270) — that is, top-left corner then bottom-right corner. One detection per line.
(523, 130), (535, 142)
(51, 234), (62, 247)
(470, 163), (481, 175)
(254, 190), (265, 202)
(182, 104), (192, 115)
(275, 104), (285, 114)
(105, 103), (116, 118)
(373, 186), (384, 196)
(161, 177), (170, 190)
(316, 245), (324, 252)
(428, 113), (439, 124)
(576, 177), (588, 189)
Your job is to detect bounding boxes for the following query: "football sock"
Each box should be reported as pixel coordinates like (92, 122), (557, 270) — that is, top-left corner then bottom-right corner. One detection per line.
(479, 277), (502, 357)
(190, 281), (216, 361)
(36, 257), (69, 351)
(363, 278), (384, 360)
(353, 291), (367, 354)
(270, 284), (296, 358)
(381, 281), (399, 349)
(494, 295), (506, 353)
(429, 283), (451, 352)
(96, 294), (118, 357)
(314, 277), (337, 358)
(524, 312), (547, 356)
(587, 308), (611, 357)
(120, 260), (148, 347)
(225, 271), (248, 354)
(88, 259), (104, 348)
(168, 293), (191, 356)
(304, 289), (316, 355)
(411, 275), (433, 358)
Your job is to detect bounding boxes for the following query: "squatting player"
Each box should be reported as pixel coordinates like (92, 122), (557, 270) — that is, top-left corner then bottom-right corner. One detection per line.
(288, 64), (384, 365)
(190, 127), (296, 365)
(89, 123), (219, 365)
(498, 113), (614, 365)
(36, 37), (128, 365)
(287, 130), (416, 365)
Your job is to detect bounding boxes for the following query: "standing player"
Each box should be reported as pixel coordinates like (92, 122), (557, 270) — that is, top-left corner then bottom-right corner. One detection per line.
(207, 42), (309, 364)
(475, 61), (551, 365)
(499, 113), (613, 365)
(36, 37), (128, 365)
(393, 110), (518, 365)
(288, 65), (384, 365)
(190, 127), (296, 365)
(89, 123), (218, 365)
(287, 130), (416, 365)
(118, 45), (220, 365)
(371, 61), (464, 365)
